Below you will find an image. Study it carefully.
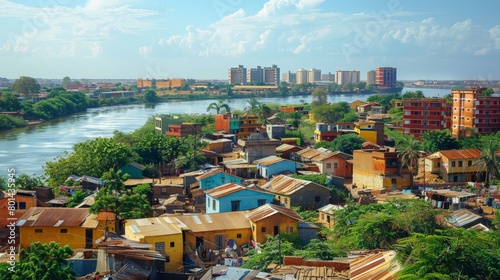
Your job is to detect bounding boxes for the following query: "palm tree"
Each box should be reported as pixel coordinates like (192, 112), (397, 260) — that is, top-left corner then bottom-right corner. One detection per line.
(397, 135), (422, 189)
(255, 103), (271, 124)
(206, 99), (230, 114)
(245, 98), (260, 115)
(474, 136), (500, 186)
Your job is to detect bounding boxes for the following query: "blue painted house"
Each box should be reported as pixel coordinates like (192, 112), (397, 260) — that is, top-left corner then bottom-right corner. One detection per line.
(205, 183), (274, 214)
(119, 162), (146, 179)
(196, 169), (244, 190)
(254, 155), (299, 180)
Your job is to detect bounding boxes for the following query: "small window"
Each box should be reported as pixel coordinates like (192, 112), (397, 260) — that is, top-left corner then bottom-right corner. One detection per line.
(458, 161), (463, 167)
(213, 200), (216, 211)
(35, 229), (43, 233)
(18, 202), (26, 209)
(468, 160), (472, 166)
(334, 162), (338, 168)
(161, 187), (167, 194)
(170, 242), (175, 248)
(326, 163), (331, 169)
(261, 227), (266, 233)
(237, 233), (242, 238)
(451, 161), (456, 167)
(257, 199), (266, 206)
(60, 229), (68, 233)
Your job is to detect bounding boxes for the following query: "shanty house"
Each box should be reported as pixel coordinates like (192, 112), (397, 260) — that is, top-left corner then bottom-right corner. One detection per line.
(254, 155), (299, 179)
(205, 183), (273, 214)
(119, 162), (146, 179)
(17, 207), (108, 250)
(261, 175), (331, 210)
(245, 203), (303, 244)
(196, 169), (244, 190)
(124, 217), (184, 272)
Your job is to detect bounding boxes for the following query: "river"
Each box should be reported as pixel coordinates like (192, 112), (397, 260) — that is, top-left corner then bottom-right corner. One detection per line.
(0, 87), (449, 177)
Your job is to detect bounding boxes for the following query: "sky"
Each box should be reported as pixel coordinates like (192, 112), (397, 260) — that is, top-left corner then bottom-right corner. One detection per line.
(0, 0), (499, 81)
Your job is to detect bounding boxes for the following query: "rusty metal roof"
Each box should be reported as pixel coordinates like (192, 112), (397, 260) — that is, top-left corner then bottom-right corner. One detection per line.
(253, 155), (286, 166)
(276, 143), (301, 152)
(206, 183), (245, 198)
(318, 204), (344, 214)
(439, 148), (481, 160)
(245, 203), (303, 222)
(349, 250), (400, 280)
(17, 207), (94, 228)
(261, 174), (329, 195)
(163, 211), (251, 233)
(446, 209), (482, 228)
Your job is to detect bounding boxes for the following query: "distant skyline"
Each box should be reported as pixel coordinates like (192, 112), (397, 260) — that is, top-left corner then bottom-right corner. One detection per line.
(1, 0), (499, 81)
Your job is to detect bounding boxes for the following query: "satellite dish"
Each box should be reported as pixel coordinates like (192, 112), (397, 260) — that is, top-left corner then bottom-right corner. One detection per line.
(227, 239), (238, 250)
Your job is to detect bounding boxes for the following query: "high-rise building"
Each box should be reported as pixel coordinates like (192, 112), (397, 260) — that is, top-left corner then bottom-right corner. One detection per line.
(335, 70), (360, 85)
(321, 73), (334, 82)
(296, 68), (308, 84)
(451, 88), (500, 137)
(282, 71), (297, 84)
(375, 67), (397, 89)
(366, 70), (376, 85)
(247, 66), (263, 84)
(307, 68), (321, 83)
(402, 98), (451, 139)
(228, 65), (247, 85)
(263, 64), (280, 86)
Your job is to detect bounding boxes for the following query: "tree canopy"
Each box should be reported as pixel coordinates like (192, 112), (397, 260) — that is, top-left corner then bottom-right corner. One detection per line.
(0, 241), (75, 280)
(207, 99), (230, 114)
(421, 129), (459, 152)
(11, 76), (41, 99)
(397, 134), (422, 188)
(311, 88), (328, 108)
(312, 102), (351, 123)
(331, 133), (365, 154)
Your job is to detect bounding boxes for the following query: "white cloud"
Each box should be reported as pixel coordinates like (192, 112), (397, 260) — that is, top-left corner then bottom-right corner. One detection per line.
(139, 46), (151, 55)
(89, 42), (103, 57)
(490, 25), (500, 49)
(0, 0), (158, 56)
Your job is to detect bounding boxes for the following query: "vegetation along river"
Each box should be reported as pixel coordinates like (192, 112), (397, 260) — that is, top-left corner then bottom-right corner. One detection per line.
(0, 87), (447, 176)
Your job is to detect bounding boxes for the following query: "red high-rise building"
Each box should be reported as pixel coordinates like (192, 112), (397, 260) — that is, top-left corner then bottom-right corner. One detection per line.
(403, 98), (451, 138)
(375, 67), (397, 89)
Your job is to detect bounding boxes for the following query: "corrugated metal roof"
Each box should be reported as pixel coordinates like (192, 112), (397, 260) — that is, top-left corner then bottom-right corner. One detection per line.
(245, 203), (303, 222)
(446, 209), (482, 228)
(163, 211), (251, 233)
(429, 189), (477, 198)
(349, 250), (399, 280)
(17, 207), (93, 228)
(125, 217), (183, 237)
(127, 162), (146, 170)
(206, 183), (244, 198)
(439, 148), (481, 160)
(318, 204), (344, 214)
(276, 143), (301, 152)
(261, 174), (329, 195)
(196, 169), (223, 180)
(253, 155), (285, 166)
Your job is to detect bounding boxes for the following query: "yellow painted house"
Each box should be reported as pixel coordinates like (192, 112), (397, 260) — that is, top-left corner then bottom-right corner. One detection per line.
(354, 121), (385, 146)
(245, 203), (303, 244)
(17, 207), (109, 250)
(168, 211), (252, 252)
(124, 217), (184, 272)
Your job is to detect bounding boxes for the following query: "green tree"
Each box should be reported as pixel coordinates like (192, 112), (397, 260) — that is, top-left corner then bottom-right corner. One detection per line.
(474, 136), (500, 185)
(397, 135), (422, 189)
(255, 102), (271, 124)
(90, 170), (153, 220)
(65, 189), (89, 208)
(331, 133), (364, 154)
(311, 88), (328, 108)
(242, 234), (297, 271)
(44, 137), (133, 187)
(481, 88), (494, 97)
(0, 92), (22, 111)
(402, 90), (425, 99)
(421, 130), (459, 153)
(206, 99), (231, 114)
(396, 229), (500, 279)
(11, 76), (41, 99)
(133, 132), (186, 164)
(0, 241), (75, 280)
(14, 173), (43, 189)
(61, 76), (71, 89)
(244, 98), (261, 115)
(143, 89), (157, 103)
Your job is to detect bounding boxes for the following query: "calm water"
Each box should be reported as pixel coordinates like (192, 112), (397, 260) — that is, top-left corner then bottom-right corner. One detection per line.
(0, 87), (448, 176)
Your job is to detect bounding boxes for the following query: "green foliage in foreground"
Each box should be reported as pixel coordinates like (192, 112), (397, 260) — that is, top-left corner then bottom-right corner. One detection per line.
(0, 241), (75, 280)
(0, 114), (27, 130)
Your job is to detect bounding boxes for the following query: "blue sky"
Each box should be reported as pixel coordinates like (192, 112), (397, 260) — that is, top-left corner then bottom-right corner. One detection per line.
(0, 0), (499, 80)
